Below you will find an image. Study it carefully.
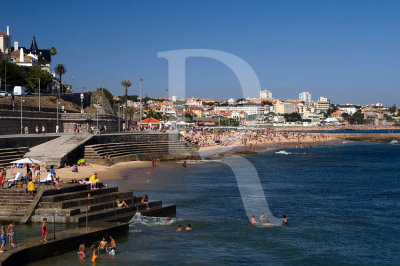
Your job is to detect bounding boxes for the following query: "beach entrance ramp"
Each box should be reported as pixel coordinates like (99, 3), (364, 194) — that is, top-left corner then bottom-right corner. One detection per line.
(25, 135), (93, 168)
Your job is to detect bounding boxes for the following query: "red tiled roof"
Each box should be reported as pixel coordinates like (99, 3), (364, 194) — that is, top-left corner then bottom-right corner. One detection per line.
(140, 117), (162, 124)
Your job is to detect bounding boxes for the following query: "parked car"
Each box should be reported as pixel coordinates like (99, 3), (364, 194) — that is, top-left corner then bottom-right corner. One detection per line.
(0, 91), (8, 97)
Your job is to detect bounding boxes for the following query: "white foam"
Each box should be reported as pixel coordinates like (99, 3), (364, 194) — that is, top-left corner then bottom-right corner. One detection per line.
(275, 150), (291, 155)
(129, 212), (180, 226)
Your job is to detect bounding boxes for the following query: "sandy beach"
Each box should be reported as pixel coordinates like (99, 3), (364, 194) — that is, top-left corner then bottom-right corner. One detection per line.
(6, 161), (154, 184)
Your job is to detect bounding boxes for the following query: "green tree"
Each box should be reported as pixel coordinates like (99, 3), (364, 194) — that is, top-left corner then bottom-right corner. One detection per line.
(96, 88), (114, 106)
(388, 104), (397, 114)
(283, 112), (302, 121)
(349, 110), (365, 124)
(121, 80), (132, 127)
(184, 113), (193, 122)
(49, 46), (57, 73)
(236, 98), (246, 102)
(145, 109), (162, 120)
(0, 60), (28, 91)
(54, 64), (66, 93)
(127, 107), (135, 125)
(28, 66), (53, 92)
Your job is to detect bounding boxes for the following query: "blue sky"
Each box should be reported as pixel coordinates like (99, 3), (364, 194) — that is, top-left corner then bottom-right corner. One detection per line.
(1, 0), (400, 105)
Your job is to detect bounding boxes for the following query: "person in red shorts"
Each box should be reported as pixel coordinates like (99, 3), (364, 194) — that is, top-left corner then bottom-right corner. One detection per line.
(40, 218), (48, 243)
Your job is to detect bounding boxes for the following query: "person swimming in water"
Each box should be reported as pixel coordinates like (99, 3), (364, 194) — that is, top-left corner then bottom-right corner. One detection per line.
(185, 224), (192, 231)
(164, 218), (171, 225)
(259, 213), (266, 222)
(182, 161), (187, 168)
(250, 215), (258, 225)
(91, 243), (99, 263)
(78, 243), (85, 260)
(176, 225), (183, 232)
(282, 215), (288, 225)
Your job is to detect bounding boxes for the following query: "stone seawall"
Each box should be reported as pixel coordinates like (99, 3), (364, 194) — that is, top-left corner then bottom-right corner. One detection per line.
(332, 133), (400, 142)
(1, 223), (129, 266)
(0, 136), (59, 148)
(0, 110), (120, 135)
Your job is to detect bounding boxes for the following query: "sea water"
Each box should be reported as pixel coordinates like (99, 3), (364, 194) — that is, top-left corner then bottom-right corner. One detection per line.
(30, 142), (400, 265)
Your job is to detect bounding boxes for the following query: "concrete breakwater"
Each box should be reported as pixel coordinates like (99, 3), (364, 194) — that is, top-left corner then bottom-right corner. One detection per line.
(332, 133), (400, 142)
(0, 222), (129, 266)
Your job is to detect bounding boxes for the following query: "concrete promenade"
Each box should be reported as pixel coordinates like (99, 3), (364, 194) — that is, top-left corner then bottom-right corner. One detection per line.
(0, 222), (129, 265)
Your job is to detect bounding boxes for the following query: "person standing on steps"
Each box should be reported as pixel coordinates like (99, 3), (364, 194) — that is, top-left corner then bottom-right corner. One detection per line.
(41, 125), (46, 135)
(152, 157), (157, 168)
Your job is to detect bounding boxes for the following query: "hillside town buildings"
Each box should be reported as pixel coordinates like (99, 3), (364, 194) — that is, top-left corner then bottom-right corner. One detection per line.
(1, 26), (53, 73)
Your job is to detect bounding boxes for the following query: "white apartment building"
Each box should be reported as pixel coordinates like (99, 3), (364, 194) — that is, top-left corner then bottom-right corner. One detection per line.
(337, 105), (357, 115)
(297, 104), (316, 116)
(298, 91), (312, 102)
(316, 96), (330, 112)
(259, 89), (273, 99)
(215, 103), (264, 116)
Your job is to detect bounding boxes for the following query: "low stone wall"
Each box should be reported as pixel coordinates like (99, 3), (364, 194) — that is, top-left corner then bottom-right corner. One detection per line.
(0, 136), (59, 149)
(0, 110), (120, 135)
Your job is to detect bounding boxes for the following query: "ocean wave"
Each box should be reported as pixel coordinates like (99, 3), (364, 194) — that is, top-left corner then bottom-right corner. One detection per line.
(275, 150), (291, 155)
(176, 159), (222, 164)
(129, 212), (180, 226)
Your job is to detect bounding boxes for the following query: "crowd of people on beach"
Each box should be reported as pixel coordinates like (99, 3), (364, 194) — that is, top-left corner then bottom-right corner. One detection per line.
(1, 164), (62, 195)
(184, 128), (330, 150)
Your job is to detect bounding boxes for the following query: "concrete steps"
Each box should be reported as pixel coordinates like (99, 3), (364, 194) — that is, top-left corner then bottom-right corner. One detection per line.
(0, 189), (35, 222)
(84, 137), (199, 164)
(31, 184), (176, 223)
(0, 147), (29, 167)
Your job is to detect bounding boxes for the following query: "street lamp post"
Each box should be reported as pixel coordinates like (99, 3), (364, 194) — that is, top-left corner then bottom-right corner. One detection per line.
(118, 103), (121, 132)
(38, 78), (41, 111)
(20, 95), (23, 135)
(96, 101), (99, 132)
(57, 84), (60, 127)
(139, 78), (143, 123)
(80, 93), (84, 113)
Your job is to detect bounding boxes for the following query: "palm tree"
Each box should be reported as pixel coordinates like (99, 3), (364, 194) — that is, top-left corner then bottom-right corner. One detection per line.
(55, 64), (66, 94)
(127, 107), (135, 127)
(121, 80), (132, 129)
(49, 47), (57, 73)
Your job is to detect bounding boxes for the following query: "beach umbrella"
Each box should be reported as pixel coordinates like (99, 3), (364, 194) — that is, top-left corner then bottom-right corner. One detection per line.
(77, 158), (86, 165)
(10, 157), (46, 164)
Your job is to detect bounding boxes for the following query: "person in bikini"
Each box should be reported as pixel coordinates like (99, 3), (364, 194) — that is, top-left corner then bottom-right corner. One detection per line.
(78, 243), (85, 260)
(116, 197), (129, 208)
